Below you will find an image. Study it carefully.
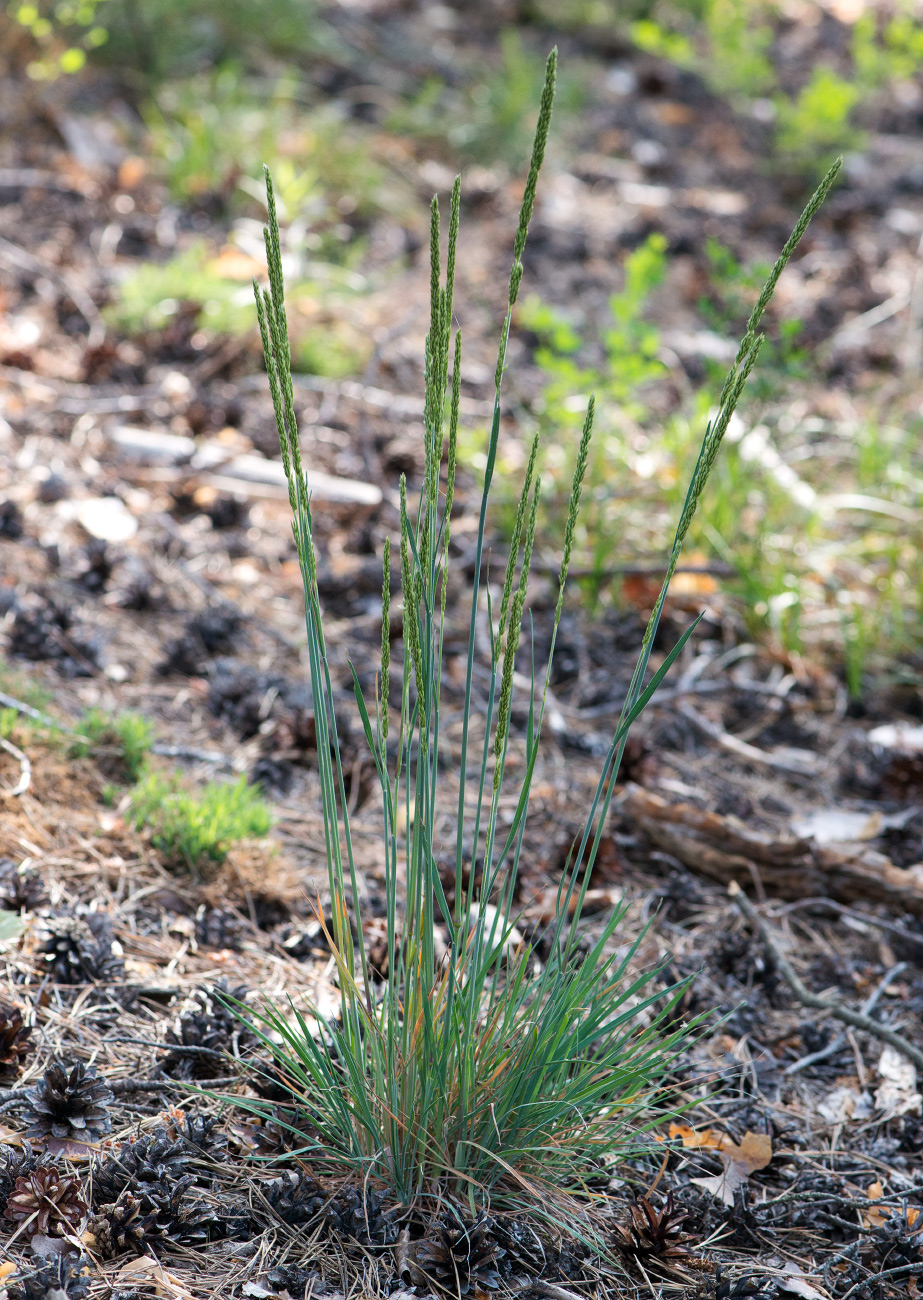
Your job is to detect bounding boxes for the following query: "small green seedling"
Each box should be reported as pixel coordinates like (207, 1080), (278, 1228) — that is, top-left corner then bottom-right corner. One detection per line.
(130, 772), (272, 873)
(70, 708), (155, 782)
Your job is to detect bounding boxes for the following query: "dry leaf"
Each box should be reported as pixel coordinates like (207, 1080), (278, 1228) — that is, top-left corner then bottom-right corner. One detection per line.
(690, 1130), (773, 1206)
(818, 1085), (875, 1125)
(116, 1257), (196, 1300)
(776, 1263), (826, 1300)
(41, 1137), (96, 1159)
(668, 1122), (731, 1150)
(861, 1180), (889, 1229)
(874, 1045), (922, 1119)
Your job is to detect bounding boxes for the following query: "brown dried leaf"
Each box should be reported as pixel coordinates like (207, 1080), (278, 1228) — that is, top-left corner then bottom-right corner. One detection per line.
(690, 1131), (773, 1206)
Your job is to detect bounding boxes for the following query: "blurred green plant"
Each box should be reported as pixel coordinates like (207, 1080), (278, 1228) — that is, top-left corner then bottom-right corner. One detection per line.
(852, 6), (923, 88)
(130, 772), (271, 872)
(105, 0), (321, 83)
(388, 29), (584, 167)
(630, 0), (774, 99)
(108, 243), (257, 336)
(108, 240), (370, 378)
(520, 232), (668, 427)
(145, 64), (385, 220)
(70, 708), (154, 782)
(774, 66), (861, 173)
(514, 233), (669, 584)
(697, 239), (809, 392)
(7, 0), (107, 79)
(8, 0), (323, 82)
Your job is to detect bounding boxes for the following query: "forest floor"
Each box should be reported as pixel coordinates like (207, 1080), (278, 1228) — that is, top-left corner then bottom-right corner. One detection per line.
(0, 3), (923, 1299)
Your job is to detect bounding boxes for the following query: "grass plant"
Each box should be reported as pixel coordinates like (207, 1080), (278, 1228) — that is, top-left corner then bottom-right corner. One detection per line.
(70, 708), (154, 782)
(130, 772), (271, 872)
(236, 50), (839, 1239)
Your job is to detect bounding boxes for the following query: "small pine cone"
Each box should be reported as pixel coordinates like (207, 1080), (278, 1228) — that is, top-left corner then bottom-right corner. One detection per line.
(22, 1061), (113, 1143)
(0, 1004), (33, 1079)
(91, 1126), (192, 1209)
(4, 1164), (88, 1237)
(616, 1193), (692, 1264)
(6, 1252), (91, 1300)
(39, 914), (123, 985)
(413, 1213), (503, 1294)
(490, 1215), (544, 1276)
(156, 1184), (236, 1246)
(264, 1171), (326, 1228)
(0, 859), (47, 912)
(162, 981), (256, 1080)
(195, 906), (245, 951)
(0, 1146), (41, 1206)
(327, 1185), (397, 1248)
(88, 1190), (164, 1258)
(181, 1111), (227, 1156)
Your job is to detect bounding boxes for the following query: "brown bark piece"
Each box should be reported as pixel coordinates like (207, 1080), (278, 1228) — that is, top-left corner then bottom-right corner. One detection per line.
(620, 785), (923, 916)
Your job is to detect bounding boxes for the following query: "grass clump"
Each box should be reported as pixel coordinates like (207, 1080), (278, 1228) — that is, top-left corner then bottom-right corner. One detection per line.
(70, 708), (154, 783)
(130, 772), (271, 872)
(235, 49), (838, 1243)
(109, 241), (370, 378)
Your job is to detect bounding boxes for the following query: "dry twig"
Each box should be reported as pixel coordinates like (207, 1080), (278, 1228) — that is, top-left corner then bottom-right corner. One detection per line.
(729, 882), (923, 1072)
(784, 962), (908, 1075)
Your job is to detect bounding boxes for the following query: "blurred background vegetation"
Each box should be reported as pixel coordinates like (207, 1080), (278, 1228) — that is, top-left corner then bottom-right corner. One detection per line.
(3, 0), (923, 695)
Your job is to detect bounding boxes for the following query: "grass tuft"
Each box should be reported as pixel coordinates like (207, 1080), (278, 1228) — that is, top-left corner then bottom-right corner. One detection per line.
(70, 708), (155, 783)
(230, 50), (838, 1245)
(130, 772), (271, 873)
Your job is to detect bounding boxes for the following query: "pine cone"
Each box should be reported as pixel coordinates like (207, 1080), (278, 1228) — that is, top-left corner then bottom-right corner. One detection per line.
(413, 1213), (503, 1294)
(195, 907), (245, 951)
(870, 1211), (923, 1269)
(264, 1171), (326, 1228)
(0, 1146), (40, 1205)
(0, 859), (47, 912)
(4, 1164), (88, 1236)
(162, 981), (257, 1080)
(181, 1110), (227, 1156)
(161, 1184), (243, 1246)
(327, 1185), (398, 1248)
(39, 914), (123, 985)
(87, 1190), (164, 1258)
(6, 1252), (90, 1300)
(21, 1061), (113, 1143)
(91, 1126), (193, 1209)
(616, 1193), (693, 1264)
(490, 1215), (545, 1276)
(0, 1004), (33, 1079)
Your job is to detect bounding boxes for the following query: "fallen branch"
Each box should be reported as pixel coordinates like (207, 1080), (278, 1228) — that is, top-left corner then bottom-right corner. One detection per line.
(151, 743), (236, 768)
(109, 1074), (239, 1094)
(840, 1262), (923, 1300)
(678, 700), (821, 775)
(729, 881), (923, 1073)
(621, 785), (923, 917)
(777, 897), (923, 953)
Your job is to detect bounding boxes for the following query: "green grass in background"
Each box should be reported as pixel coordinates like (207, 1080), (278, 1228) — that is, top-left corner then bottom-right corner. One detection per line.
(130, 772), (272, 872)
